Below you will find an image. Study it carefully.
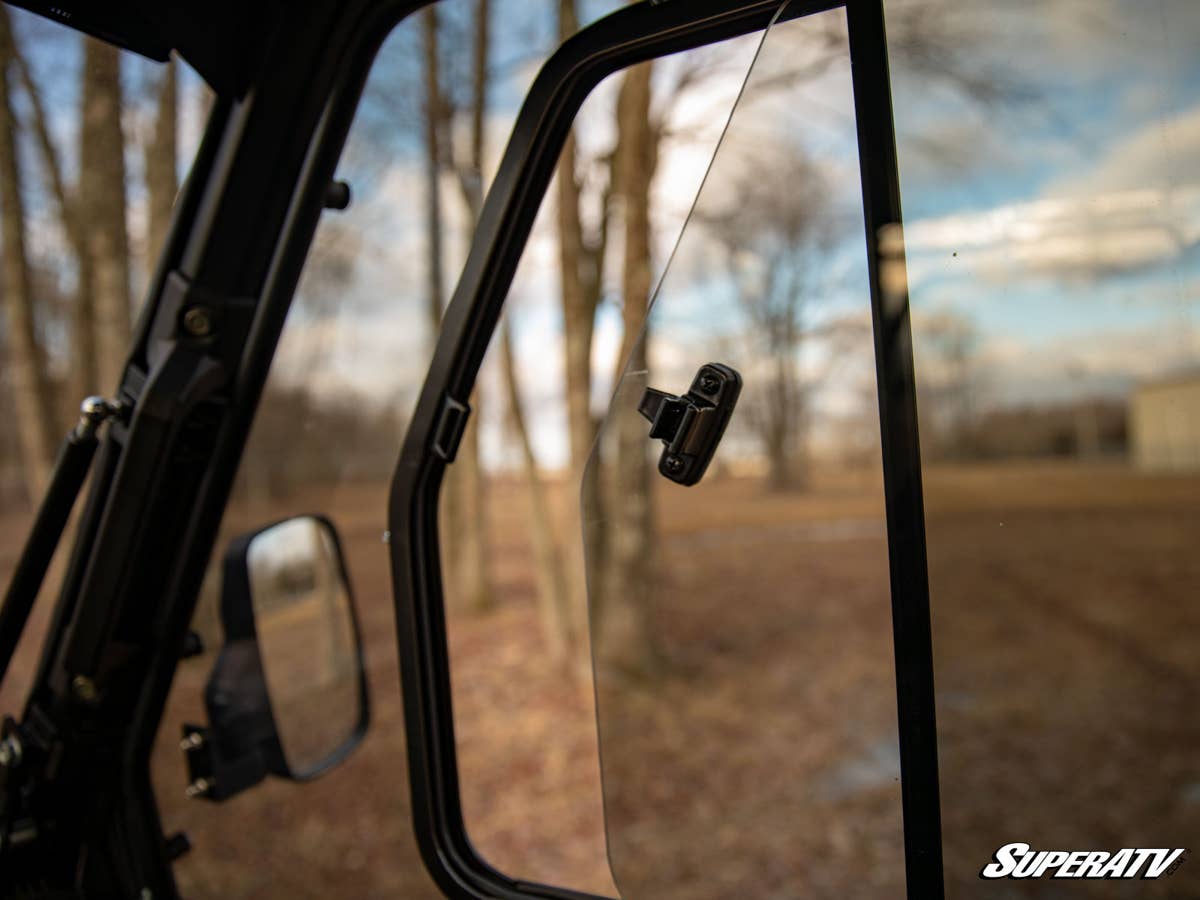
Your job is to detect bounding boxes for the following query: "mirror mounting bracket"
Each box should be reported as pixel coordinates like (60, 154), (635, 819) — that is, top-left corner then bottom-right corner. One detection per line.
(178, 722), (267, 802)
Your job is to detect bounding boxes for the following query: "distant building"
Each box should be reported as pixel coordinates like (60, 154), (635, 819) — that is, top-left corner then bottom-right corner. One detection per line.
(955, 399), (1126, 461)
(1130, 373), (1200, 472)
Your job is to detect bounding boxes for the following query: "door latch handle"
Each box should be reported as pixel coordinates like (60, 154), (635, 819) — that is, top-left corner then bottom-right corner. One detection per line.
(638, 363), (742, 486)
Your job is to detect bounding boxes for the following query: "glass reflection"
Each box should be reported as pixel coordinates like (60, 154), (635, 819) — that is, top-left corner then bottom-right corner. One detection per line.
(585, 7), (904, 898)
(247, 518), (361, 775)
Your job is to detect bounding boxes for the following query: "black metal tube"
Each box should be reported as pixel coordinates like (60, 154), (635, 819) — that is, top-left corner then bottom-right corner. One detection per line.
(0, 430), (98, 689)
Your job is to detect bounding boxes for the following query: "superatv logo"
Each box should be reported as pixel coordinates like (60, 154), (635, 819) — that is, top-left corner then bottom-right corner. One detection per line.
(980, 843), (1188, 880)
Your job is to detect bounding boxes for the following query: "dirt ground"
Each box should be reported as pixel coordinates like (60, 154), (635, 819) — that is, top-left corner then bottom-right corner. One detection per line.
(1, 460), (1197, 899)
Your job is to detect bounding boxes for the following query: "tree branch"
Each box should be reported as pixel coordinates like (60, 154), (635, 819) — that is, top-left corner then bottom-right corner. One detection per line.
(11, 38), (82, 255)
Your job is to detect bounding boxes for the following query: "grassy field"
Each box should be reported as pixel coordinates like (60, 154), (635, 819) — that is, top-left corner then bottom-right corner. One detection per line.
(1, 460), (1197, 899)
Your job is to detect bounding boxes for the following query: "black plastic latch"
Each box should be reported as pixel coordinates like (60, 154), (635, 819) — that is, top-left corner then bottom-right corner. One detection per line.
(432, 395), (471, 462)
(638, 362), (742, 486)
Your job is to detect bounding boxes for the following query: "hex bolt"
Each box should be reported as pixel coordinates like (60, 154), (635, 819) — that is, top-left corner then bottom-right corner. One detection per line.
(71, 675), (99, 703)
(185, 777), (214, 799)
(180, 630), (205, 659)
(0, 735), (23, 769)
(699, 372), (720, 394)
(181, 306), (214, 338)
(323, 179), (352, 210)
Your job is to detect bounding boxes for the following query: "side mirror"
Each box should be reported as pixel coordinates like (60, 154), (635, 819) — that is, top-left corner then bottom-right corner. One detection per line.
(181, 515), (369, 801)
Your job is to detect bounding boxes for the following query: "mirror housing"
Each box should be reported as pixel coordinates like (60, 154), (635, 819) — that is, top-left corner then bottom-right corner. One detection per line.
(182, 515), (368, 801)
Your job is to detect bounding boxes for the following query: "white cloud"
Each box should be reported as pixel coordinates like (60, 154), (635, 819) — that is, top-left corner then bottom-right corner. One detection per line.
(904, 104), (1200, 286)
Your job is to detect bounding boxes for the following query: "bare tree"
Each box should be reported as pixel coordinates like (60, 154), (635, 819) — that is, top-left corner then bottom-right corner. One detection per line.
(698, 148), (841, 491)
(9, 30), (94, 405)
(144, 58), (178, 267)
(422, 9), (448, 333)
(423, 1), (499, 614)
(914, 309), (978, 459)
(549, 0), (1038, 674)
(80, 38), (132, 391)
(499, 320), (571, 659)
(560, 17), (728, 674)
(0, 7), (57, 499)
(595, 59), (662, 677)
(448, 0), (492, 614)
(554, 0), (613, 654)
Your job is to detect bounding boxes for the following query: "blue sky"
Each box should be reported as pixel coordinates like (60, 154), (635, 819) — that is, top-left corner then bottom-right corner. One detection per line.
(887, 0), (1200, 409)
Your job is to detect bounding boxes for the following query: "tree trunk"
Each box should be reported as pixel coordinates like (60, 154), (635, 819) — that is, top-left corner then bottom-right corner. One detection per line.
(422, 8), (464, 598)
(598, 60), (661, 678)
(10, 30), (94, 408)
(9, 27), (86, 424)
(80, 38), (131, 392)
(0, 9), (57, 501)
(421, 9), (447, 332)
(500, 321), (571, 660)
(145, 58), (178, 268)
(557, 125), (601, 653)
(454, 416), (490, 612)
(765, 354), (796, 491)
(555, 0), (594, 484)
(423, 4), (494, 614)
(447, 0), (493, 614)
(554, 0), (613, 653)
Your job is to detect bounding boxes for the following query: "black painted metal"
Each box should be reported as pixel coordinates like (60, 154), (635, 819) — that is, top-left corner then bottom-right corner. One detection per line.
(847, 1), (944, 896)
(3, 1), (430, 896)
(0, 427), (100, 689)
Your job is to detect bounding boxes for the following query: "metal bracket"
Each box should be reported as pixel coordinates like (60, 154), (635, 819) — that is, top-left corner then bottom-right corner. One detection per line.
(638, 362), (742, 486)
(179, 723), (266, 803)
(432, 395), (471, 463)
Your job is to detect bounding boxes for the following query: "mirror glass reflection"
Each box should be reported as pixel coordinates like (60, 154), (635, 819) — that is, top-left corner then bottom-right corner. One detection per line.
(246, 517), (362, 776)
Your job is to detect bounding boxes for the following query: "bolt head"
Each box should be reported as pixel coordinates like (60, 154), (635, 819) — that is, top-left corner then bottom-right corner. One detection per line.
(71, 674), (99, 703)
(185, 777), (213, 799)
(698, 373), (720, 393)
(182, 307), (214, 337)
(663, 455), (684, 474)
(0, 735), (22, 768)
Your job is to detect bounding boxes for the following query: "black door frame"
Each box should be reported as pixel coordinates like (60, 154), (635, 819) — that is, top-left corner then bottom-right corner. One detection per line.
(386, 2), (943, 898)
